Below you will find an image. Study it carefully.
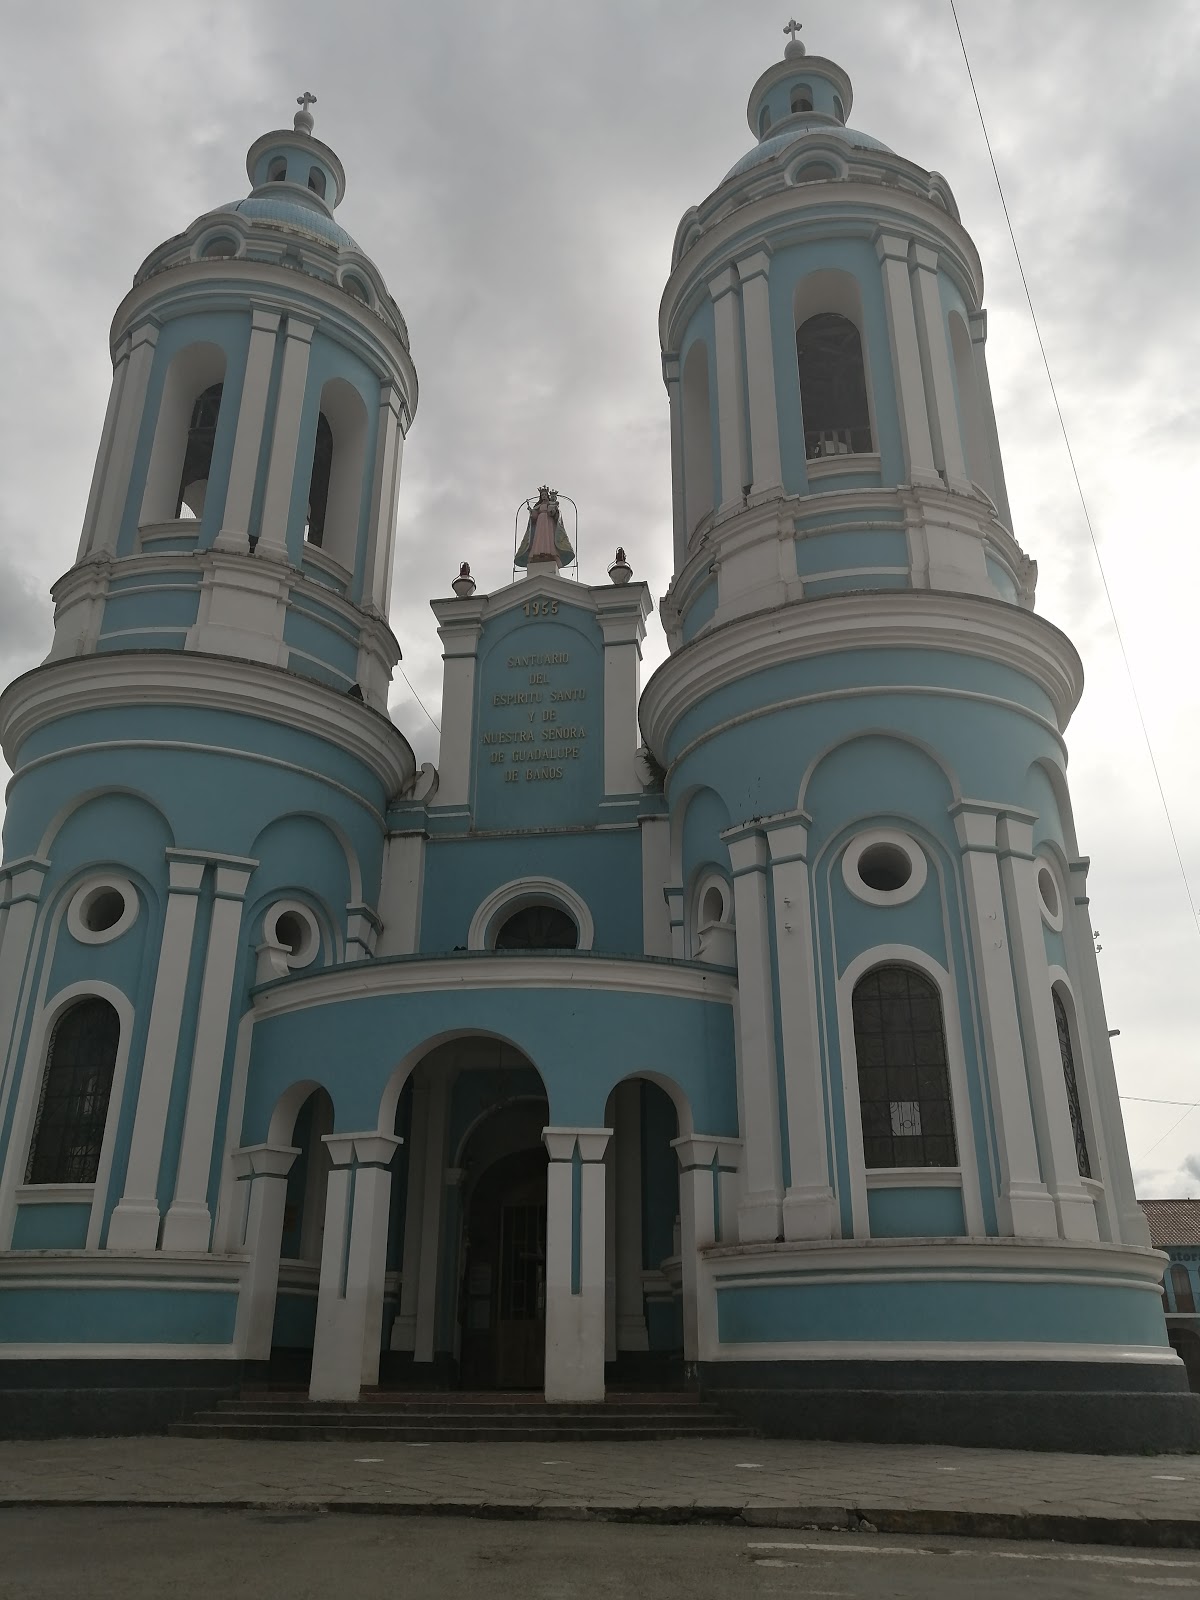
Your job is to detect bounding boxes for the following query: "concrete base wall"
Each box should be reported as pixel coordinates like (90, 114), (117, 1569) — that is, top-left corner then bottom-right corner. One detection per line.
(0, 1359), (260, 1439)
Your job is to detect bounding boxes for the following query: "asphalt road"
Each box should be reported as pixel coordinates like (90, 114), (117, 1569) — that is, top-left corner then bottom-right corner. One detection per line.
(3, 1509), (1198, 1599)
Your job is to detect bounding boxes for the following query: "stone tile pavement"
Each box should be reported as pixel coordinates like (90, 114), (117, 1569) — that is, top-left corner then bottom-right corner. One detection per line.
(1, 1435), (1199, 1546)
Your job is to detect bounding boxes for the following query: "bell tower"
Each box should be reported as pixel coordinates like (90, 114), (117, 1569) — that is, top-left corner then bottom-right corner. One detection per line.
(53, 94), (417, 708)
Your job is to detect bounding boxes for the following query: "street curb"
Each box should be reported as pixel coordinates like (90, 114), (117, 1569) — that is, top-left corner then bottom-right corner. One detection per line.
(2, 1498), (1198, 1549)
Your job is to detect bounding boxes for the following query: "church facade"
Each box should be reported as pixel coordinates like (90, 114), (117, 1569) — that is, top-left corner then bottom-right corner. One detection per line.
(0, 37), (1194, 1450)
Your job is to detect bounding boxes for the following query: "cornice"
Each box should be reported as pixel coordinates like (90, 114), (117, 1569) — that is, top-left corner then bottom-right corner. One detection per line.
(431, 570), (652, 634)
(0, 651), (415, 799)
(639, 590), (1084, 757)
(252, 950), (737, 1020)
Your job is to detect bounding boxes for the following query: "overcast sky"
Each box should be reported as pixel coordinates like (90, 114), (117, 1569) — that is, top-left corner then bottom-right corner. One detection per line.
(2, 1), (1197, 1195)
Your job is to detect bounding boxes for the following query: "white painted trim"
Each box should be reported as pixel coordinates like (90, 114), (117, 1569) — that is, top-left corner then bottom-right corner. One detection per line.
(1037, 857), (1065, 932)
(0, 1251), (245, 1282)
(467, 877), (595, 952)
(253, 952), (735, 1019)
(865, 1167), (963, 1190)
(705, 1340), (1179, 1365)
(0, 1343), (238, 1359)
(12, 1184), (95, 1205)
(700, 1236), (1167, 1278)
(66, 875), (139, 945)
(841, 829), (928, 907)
(710, 1270), (1158, 1294)
(0, 652), (415, 799)
(264, 899), (321, 969)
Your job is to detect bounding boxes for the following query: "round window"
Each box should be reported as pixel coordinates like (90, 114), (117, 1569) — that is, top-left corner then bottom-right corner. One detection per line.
(842, 831), (927, 907)
(700, 885), (726, 926)
(1037, 863), (1063, 930)
(67, 876), (139, 945)
(265, 901), (320, 969)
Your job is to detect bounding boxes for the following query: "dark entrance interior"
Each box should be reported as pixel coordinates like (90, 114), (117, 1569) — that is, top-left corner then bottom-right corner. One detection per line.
(459, 1145), (548, 1389)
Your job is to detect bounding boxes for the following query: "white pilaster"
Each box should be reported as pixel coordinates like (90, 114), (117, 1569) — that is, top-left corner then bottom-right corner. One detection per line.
(765, 813), (837, 1240)
(665, 885), (686, 959)
(874, 233), (940, 488)
(673, 1135), (740, 1363)
(375, 830), (427, 957)
(309, 1132), (402, 1400)
(909, 243), (971, 494)
(1064, 856), (1151, 1248)
(722, 823), (783, 1242)
(639, 813), (672, 956)
(0, 860), (49, 1118)
(107, 852), (205, 1250)
(662, 354), (689, 573)
(430, 599), (485, 809)
(161, 860), (255, 1252)
(968, 311), (1013, 528)
(951, 802), (1057, 1237)
(364, 383), (406, 611)
(736, 249), (784, 495)
(77, 338), (131, 561)
(391, 1078), (428, 1352)
(997, 814), (1099, 1241)
(413, 1072), (450, 1363)
(231, 1142), (299, 1359)
(214, 308), (281, 555)
(543, 1126), (611, 1403)
(613, 1081), (649, 1351)
(91, 321), (160, 556)
(596, 588), (650, 797)
(709, 267), (749, 512)
(256, 316), (315, 563)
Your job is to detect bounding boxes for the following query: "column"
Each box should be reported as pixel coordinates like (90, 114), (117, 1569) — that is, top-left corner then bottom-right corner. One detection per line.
(997, 813), (1098, 1241)
(162, 858), (255, 1252)
(1065, 856), (1150, 1247)
(389, 1079), (427, 1350)
(214, 309), (281, 554)
(107, 852), (206, 1250)
(375, 831), (426, 957)
(76, 338), (132, 561)
(0, 860), (49, 1115)
(908, 243), (971, 493)
(874, 233), (940, 488)
(736, 249), (783, 495)
(709, 267), (749, 513)
(231, 1142), (299, 1360)
(363, 383), (406, 611)
(413, 1073), (450, 1363)
(951, 803), (1057, 1238)
(309, 1133), (402, 1400)
(722, 823), (783, 1242)
(765, 814), (836, 1240)
(613, 1081), (649, 1351)
(662, 353), (689, 572)
(543, 1127), (611, 1403)
(90, 320), (161, 557)
(673, 1136), (741, 1363)
(597, 590), (650, 797)
(255, 316), (315, 562)
(428, 602), (484, 809)
(968, 311), (1013, 527)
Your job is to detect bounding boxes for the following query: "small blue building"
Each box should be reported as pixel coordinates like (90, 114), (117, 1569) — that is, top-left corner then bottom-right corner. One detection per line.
(0, 38), (1193, 1449)
(1143, 1201), (1200, 1391)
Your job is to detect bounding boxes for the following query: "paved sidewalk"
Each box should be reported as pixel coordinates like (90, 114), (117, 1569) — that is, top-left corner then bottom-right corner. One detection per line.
(1, 1436), (1199, 1547)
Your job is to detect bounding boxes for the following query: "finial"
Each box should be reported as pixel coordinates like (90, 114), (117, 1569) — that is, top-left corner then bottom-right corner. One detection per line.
(783, 18), (806, 58)
(451, 561), (477, 599)
(295, 91), (317, 133)
(608, 547), (633, 586)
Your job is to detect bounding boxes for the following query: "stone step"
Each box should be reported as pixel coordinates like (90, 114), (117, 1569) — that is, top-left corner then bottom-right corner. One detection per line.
(197, 1410), (732, 1430)
(168, 1419), (745, 1442)
(215, 1400), (719, 1419)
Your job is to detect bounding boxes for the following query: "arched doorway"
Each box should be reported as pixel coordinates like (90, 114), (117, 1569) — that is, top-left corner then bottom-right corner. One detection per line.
(460, 1141), (548, 1389)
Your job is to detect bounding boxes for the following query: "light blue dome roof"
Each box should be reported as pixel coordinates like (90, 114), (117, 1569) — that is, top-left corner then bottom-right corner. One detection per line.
(205, 193), (360, 251)
(724, 120), (893, 183)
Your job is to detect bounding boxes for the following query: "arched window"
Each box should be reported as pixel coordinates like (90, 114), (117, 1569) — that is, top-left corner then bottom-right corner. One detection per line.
(790, 86), (814, 113)
(681, 341), (715, 535)
(308, 166), (327, 199)
(495, 905), (579, 950)
(758, 105), (772, 137)
(26, 998), (121, 1185)
(1169, 1263), (1196, 1316)
(175, 382), (224, 518)
(268, 157), (287, 182)
(1053, 990), (1091, 1179)
(833, 94), (846, 123)
(305, 412), (334, 546)
(852, 966), (957, 1168)
(797, 312), (873, 459)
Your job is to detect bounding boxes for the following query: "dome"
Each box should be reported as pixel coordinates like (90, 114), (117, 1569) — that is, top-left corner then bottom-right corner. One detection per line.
(200, 194), (360, 252)
(724, 120), (893, 183)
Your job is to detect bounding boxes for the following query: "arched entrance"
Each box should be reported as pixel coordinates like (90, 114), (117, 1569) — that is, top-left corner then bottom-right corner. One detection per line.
(459, 1140), (548, 1388)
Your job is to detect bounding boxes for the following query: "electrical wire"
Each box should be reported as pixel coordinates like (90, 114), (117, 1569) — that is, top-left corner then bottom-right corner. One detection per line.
(1138, 1104), (1199, 1164)
(950, 1), (1200, 946)
(1121, 1097), (1200, 1108)
(397, 664), (440, 733)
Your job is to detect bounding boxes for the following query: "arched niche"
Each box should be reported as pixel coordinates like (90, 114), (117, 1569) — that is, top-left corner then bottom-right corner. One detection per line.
(140, 341), (228, 526)
(305, 376), (369, 574)
(793, 269), (876, 462)
(681, 340), (715, 537)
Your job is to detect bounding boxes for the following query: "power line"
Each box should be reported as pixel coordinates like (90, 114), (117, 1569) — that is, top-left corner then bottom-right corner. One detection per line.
(397, 664), (440, 733)
(1121, 1097), (1200, 1109)
(1137, 1104), (1200, 1165)
(949, 1), (1200, 948)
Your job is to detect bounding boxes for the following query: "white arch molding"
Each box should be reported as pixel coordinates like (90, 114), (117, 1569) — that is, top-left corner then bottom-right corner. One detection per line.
(467, 877), (595, 953)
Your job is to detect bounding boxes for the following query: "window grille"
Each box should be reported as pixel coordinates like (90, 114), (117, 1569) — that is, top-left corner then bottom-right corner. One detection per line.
(852, 965), (957, 1168)
(1052, 990), (1092, 1179)
(500, 1203), (546, 1319)
(26, 999), (120, 1185)
(495, 905), (578, 951)
(796, 312), (873, 458)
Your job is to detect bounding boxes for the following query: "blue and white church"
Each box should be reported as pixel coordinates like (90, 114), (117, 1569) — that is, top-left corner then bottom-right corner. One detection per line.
(1, 39), (1195, 1450)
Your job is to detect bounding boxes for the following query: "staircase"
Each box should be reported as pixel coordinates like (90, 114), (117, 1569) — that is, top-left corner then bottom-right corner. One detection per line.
(169, 1389), (748, 1443)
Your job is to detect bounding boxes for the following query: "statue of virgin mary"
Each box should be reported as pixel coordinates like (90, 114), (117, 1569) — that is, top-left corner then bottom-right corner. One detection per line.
(515, 486), (574, 569)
